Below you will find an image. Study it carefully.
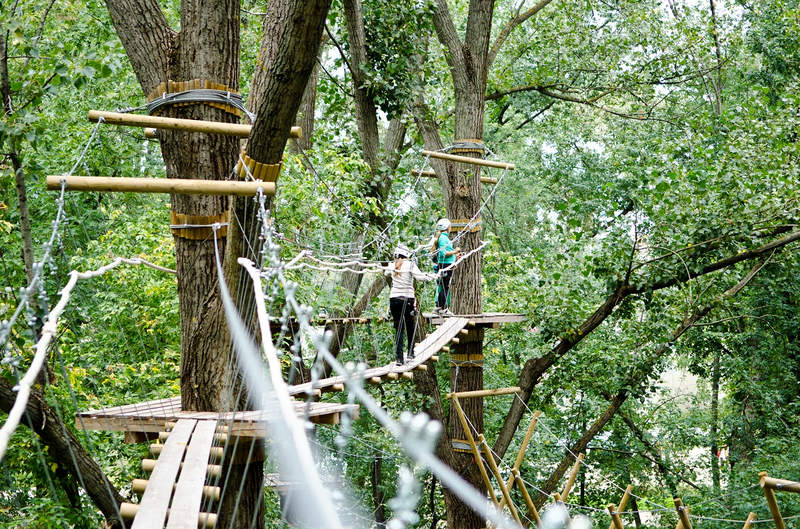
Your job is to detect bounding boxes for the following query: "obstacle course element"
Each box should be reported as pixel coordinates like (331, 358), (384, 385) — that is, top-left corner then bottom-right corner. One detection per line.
(89, 110), (302, 138)
(421, 149), (515, 170)
(760, 472), (800, 529)
(423, 312), (526, 328)
(121, 419), (219, 529)
(46, 175), (275, 196)
(287, 317), (469, 396)
(76, 397), (356, 440)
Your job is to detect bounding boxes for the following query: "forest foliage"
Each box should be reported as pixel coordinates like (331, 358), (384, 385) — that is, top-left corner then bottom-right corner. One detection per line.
(1, 0), (799, 527)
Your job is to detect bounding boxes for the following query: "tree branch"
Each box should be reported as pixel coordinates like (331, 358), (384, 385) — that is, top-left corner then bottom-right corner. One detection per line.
(488, 0), (555, 67)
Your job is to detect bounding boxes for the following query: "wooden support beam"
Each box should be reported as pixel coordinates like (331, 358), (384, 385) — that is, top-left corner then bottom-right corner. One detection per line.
(451, 398), (499, 507)
(742, 512), (756, 529)
(386, 372), (399, 380)
(513, 469), (542, 527)
(369, 377), (382, 384)
(760, 472), (787, 529)
(451, 337), (460, 344)
(760, 474), (800, 494)
(607, 504), (625, 529)
(514, 410), (540, 472)
(47, 175), (275, 196)
(608, 485), (633, 529)
(132, 479), (220, 501)
(440, 346), (450, 353)
(553, 492), (571, 524)
(415, 364), (428, 372)
(401, 371), (414, 380)
(120, 503), (217, 528)
(478, 434), (522, 525)
(673, 498), (694, 529)
(89, 109), (301, 138)
(141, 459), (221, 479)
(459, 329), (469, 336)
(431, 355), (439, 362)
(331, 383), (345, 392)
(159, 431), (229, 445)
(421, 150), (515, 170)
(560, 453), (585, 501)
(447, 387), (520, 400)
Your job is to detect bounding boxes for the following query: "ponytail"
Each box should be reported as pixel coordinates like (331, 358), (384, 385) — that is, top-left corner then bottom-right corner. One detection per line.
(393, 257), (404, 278)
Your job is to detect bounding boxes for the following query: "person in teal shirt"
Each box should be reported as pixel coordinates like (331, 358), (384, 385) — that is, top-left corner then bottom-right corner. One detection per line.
(434, 218), (460, 315)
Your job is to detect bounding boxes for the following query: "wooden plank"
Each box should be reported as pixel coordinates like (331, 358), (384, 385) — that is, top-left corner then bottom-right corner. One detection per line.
(48, 175), (275, 196)
(132, 419), (196, 529)
(412, 168), (498, 185)
(447, 386), (520, 400)
(424, 312), (526, 327)
(167, 420), (218, 529)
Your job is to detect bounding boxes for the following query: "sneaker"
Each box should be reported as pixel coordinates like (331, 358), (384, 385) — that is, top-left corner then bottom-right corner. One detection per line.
(441, 308), (454, 316)
(396, 359), (403, 366)
(407, 353), (415, 361)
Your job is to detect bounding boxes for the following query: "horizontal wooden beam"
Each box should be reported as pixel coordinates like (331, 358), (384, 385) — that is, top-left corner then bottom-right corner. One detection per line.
(47, 175), (275, 196)
(421, 150), (515, 170)
(760, 474), (800, 494)
(141, 459), (221, 478)
(446, 387), (520, 400)
(132, 478), (220, 501)
(90, 110), (301, 139)
(412, 169), (498, 185)
(120, 502), (217, 528)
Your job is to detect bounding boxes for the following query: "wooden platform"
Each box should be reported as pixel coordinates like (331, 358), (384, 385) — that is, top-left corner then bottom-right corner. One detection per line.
(77, 398), (357, 438)
(422, 312), (526, 328)
(287, 317), (469, 396)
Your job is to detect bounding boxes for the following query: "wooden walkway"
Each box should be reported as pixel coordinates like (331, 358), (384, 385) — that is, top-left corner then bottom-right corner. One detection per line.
(423, 312), (526, 328)
(287, 317), (469, 396)
(121, 418), (219, 528)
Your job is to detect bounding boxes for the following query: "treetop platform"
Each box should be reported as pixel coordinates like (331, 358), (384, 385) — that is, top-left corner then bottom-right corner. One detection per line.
(422, 312), (526, 328)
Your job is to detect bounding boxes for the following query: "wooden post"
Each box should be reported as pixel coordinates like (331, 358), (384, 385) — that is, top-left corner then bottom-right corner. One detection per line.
(89, 109), (301, 138)
(451, 398), (498, 506)
(552, 492), (571, 524)
(608, 485), (633, 529)
(421, 149), (515, 170)
(673, 498), (694, 529)
(760, 474), (800, 493)
(760, 472), (787, 529)
(447, 387), (521, 400)
(47, 175), (275, 196)
(607, 504), (625, 529)
(478, 434), (521, 525)
(513, 469), (542, 528)
(742, 512), (756, 529)
(499, 410), (541, 510)
(560, 453), (585, 501)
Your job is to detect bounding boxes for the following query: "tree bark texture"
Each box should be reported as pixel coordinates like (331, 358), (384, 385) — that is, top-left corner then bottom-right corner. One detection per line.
(710, 348), (721, 493)
(0, 378), (126, 529)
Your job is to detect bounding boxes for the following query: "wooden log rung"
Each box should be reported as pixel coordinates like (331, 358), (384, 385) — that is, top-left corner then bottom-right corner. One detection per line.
(47, 175), (275, 196)
(412, 169), (498, 185)
(421, 149), (515, 170)
(120, 503), (217, 528)
(150, 443), (224, 461)
(141, 459), (221, 479)
(89, 109), (301, 139)
(447, 386), (521, 400)
(132, 479), (220, 501)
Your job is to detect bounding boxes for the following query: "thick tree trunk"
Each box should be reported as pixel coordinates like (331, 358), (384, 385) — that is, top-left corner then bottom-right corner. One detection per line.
(0, 379), (126, 529)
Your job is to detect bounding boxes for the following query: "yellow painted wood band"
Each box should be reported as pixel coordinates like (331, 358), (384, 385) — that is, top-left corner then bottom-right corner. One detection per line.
(236, 152), (282, 183)
(170, 210), (229, 240)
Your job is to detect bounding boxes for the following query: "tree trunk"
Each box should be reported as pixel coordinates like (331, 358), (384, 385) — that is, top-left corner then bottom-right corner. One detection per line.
(372, 455), (386, 528)
(0, 379), (126, 529)
(710, 348), (721, 493)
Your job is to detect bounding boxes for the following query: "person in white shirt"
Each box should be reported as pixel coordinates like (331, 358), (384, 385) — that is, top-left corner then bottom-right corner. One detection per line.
(386, 244), (436, 365)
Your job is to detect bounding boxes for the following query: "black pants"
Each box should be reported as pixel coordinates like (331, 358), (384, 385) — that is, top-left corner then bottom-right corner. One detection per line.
(390, 297), (416, 361)
(436, 269), (453, 309)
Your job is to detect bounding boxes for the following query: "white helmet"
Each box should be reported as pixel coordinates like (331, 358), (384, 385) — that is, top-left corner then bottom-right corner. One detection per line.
(394, 244), (410, 258)
(436, 218), (451, 231)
